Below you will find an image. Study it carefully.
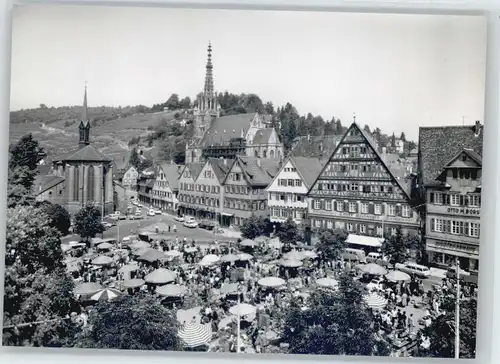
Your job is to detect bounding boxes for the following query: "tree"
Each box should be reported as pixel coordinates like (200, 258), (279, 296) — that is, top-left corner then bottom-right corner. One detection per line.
(315, 228), (348, 261)
(179, 96), (191, 109)
(77, 294), (181, 350)
(417, 291), (477, 358)
(335, 119), (343, 134)
(264, 101), (274, 115)
(373, 128), (382, 143)
(40, 202), (72, 236)
(165, 93), (180, 110)
(324, 119), (336, 135)
(3, 205), (77, 347)
(380, 226), (408, 264)
(391, 132), (396, 148)
(282, 272), (390, 356)
(73, 203), (105, 242)
(129, 148), (140, 169)
(400, 132), (406, 142)
(9, 133), (44, 171)
(408, 140), (417, 151)
(276, 217), (300, 246)
(240, 214), (266, 240)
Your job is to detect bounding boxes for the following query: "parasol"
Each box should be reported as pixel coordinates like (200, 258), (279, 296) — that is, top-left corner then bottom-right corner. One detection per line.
(302, 251), (318, 259)
(165, 250), (182, 258)
(229, 303), (257, 317)
(237, 253), (253, 261)
(91, 255), (113, 266)
(121, 278), (145, 289)
(240, 239), (257, 247)
(75, 282), (103, 296)
(199, 254), (220, 267)
(316, 277), (339, 289)
(385, 270), (411, 282)
(364, 293), (388, 310)
(178, 323), (213, 348)
(118, 263), (139, 274)
(184, 247), (198, 254)
(258, 277), (286, 288)
(138, 249), (167, 263)
(97, 242), (113, 250)
(145, 268), (177, 284)
(220, 254), (239, 263)
(157, 284), (187, 297)
(359, 263), (388, 276)
(220, 283), (239, 295)
(91, 287), (121, 302)
(129, 241), (151, 250)
(279, 259), (302, 268)
(282, 251), (305, 261)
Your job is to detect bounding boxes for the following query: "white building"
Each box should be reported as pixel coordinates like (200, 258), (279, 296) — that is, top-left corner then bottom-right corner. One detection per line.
(395, 139), (405, 154)
(151, 163), (180, 213)
(266, 156), (324, 225)
(122, 166), (139, 189)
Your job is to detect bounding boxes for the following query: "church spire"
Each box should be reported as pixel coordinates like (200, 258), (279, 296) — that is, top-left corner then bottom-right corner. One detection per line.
(204, 42), (214, 97)
(79, 82), (90, 146)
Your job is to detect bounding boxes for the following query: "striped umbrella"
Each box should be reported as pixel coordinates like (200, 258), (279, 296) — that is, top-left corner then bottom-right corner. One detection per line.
(178, 323), (213, 348)
(364, 293), (388, 310)
(91, 288), (121, 302)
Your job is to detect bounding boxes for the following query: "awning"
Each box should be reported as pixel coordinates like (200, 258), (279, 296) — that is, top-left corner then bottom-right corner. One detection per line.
(346, 234), (384, 248)
(222, 213), (234, 217)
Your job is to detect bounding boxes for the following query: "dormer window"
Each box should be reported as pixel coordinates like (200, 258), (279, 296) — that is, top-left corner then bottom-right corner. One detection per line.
(462, 155), (467, 162)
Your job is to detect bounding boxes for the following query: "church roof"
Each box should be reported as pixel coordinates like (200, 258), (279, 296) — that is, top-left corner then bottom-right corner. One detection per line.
(199, 113), (258, 147)
(53, 144), (113, 163)
(33, 175), (65, 195)
(252, 128), (274, 144)
(418, 123), (483, 185)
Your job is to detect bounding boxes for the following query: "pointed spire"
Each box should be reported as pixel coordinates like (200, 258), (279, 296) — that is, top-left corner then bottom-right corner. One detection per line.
(82, 81), (89, 124)
(204, 42), (214, 97)
(353, 112), (356, 124)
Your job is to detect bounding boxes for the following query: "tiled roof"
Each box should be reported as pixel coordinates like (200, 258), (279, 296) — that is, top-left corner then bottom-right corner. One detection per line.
(199, 113), (258, 147)
(159, 163), (180, 190)
(291, 157), (324, 189)
(418, 124), (483, 185)
(252, 128), (274, 144)
(37, 164), (52, 176)
(33, 175), (65, 195)
(207, 158), (231, 183)
(146, 179), (156, 188)
(290, 135), (342, 159)
(53, 145), (112, 162)
(186, 162), (204, 181)
(236, 156), (280, 187)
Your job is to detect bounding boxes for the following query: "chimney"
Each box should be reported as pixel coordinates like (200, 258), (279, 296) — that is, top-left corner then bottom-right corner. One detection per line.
(474, 120), (481, 135)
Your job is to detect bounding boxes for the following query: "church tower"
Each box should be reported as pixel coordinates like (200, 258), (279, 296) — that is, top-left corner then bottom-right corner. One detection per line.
(78, 84), (91, 146)
(194, 43), (219, 138)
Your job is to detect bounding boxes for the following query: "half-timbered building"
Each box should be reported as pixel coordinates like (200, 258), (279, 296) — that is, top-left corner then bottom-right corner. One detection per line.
(177, 162), (204, 217)
(307, 122), (420, 251)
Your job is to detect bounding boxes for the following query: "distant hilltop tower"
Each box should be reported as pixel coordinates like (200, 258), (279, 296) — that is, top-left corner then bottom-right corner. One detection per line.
(193, 42), (219, 138)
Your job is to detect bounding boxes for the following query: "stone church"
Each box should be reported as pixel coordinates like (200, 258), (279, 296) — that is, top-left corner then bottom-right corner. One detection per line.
(51, 86), (115, 215)
(185, 43), (284, 163)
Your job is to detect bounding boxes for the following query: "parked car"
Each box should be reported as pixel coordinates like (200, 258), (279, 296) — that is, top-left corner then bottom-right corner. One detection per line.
(395, 262), (431, 278)
(174, 215), (185, 222)
(366, 277), (384, 292)
(155, 209), (162, 215)
(147, 210), (156, 217)
(135, 212), (144, 220)
(102, 222), (113, 229)
(183, 217), (198, 228)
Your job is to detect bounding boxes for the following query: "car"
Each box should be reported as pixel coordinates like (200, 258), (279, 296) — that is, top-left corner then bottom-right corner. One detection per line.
(183, 217), (198, 228)
(102, 222), (113, 229)
(118, 214), (127, 220)
(137, 203), (143, 208)
(395, 262), (431, 278)
(366, 277), (384, 292)
(155, 209), (162, 215)
(174, 215), (185, 222)
(135, 213), (144, 220)
(147, 210), (156, 217)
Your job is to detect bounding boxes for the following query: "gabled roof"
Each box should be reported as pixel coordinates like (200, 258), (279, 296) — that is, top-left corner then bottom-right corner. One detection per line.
(33, 175), (65, 195)
(443, 148), (482, 168)
(158, 163), (180, 190)
(224, 156), (280, 187)
(418, 124), (483, 185)
(179, 162), (204, 182)
(252, 128), (274, 144)
(36, 164), (52, 176)
(308, 122), (412, 200)
(290, 135), (343, 159)
(291, 157), (324, 189)
(53, 144), (112, 163)
(207, 158), (231, 183)
(199, 113), (258, 147)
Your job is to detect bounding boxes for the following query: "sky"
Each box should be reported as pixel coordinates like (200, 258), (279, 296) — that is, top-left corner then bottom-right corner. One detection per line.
(10, 5), (487, 140)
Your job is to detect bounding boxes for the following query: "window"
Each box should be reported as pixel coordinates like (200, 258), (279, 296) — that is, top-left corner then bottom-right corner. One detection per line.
(337, 202), (344, 212)
(390, 228), (397, 236)
(469, 195), (480, 207)
(451, 221), (461, 234)
(288, 179), (294, 187)
(346, 223), (353, 232)
(469, 223), (480, 237)
(402, 205), (410, 217)
(360, 224), (367, 234)
(327, 221), (333, 229)
(349, 202), (356, 212)
(387, 204), (395, 216)
(361, 203), (369, 214)
(350, 183), (359, 191)
(314, 200), (320, 209)
(434, 219), (443, 232)
(376, 226), (383, 236)
(326, 200), (332, 211)
(295, 179), (302, 187)
(450, 194), (460, 206)
(435, 193), (443, 204)
(315, 219), (322, 228)
(374, 204), (382, 215)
